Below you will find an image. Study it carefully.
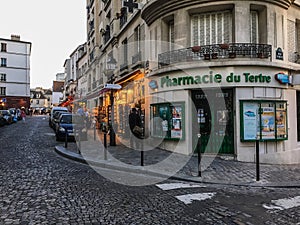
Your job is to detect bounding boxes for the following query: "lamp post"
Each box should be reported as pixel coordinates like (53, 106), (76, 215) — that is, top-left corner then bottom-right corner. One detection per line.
(107, 56), (117, 146)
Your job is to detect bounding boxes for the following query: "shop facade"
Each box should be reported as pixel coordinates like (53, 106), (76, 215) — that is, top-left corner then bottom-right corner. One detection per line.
(148, 65), (300, 164)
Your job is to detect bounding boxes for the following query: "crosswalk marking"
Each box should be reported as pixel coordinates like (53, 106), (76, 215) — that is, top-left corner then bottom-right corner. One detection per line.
(175, 193), (216, 205)
(263, 196), (300, 211)
(156, 182), (205, 191)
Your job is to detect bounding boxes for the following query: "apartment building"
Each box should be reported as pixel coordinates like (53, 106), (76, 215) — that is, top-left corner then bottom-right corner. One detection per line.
(30, 87), (52, 111)
(0, 35), (32, 109)
(82, 0), (300, 164)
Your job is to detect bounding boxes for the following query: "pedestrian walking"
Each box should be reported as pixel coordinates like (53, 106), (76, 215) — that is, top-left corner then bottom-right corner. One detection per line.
(129, 108), (142, 149)
(21, 110), (26, 122)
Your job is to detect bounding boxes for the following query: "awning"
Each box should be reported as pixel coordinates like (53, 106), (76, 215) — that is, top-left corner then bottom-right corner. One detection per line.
(59, 96), (74, 107)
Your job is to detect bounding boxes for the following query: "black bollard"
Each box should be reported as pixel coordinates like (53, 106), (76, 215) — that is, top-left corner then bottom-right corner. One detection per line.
(94, 123), (96, 141)
(256, 140), (260, 181)
(64, 128), (68, 148)
(104, 132), (107, 160)
(141, 141), (144, 166)
(77, 129), (81, 155)
(197, 134), (201, 177)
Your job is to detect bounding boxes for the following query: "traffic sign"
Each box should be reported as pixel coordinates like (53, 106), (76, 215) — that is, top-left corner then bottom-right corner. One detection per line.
(104, 84), (122, 89)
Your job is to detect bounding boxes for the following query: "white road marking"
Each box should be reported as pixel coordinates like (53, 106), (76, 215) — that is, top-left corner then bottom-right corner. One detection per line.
(175, 193), (216, 205)
(45, 133), (56, 136)
(156, 183), (205, 191)
(263, 196), (300, 211)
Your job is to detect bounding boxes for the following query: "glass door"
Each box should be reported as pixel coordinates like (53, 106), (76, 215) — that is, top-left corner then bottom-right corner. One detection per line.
(192, 89), (234, 154)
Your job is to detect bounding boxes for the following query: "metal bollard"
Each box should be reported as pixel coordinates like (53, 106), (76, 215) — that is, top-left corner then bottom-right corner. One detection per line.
(64, 128), (68, 148)
(104, 132), (107, 160)
(256, 140), (260, 181)
(94, 123), (96, 141)
(197, 133), (201, 177)
(77, 129), (81, 154)
(141, 140), (144, 166)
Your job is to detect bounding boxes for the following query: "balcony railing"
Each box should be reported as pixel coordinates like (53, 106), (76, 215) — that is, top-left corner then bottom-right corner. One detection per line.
(158, 43), (272, 68)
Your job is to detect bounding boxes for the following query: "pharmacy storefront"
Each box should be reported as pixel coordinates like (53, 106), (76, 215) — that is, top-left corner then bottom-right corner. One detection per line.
(149, 66), (300, 164)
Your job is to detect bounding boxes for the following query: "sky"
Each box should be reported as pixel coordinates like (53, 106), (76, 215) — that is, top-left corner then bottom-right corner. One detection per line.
(0, 0), (86, 89)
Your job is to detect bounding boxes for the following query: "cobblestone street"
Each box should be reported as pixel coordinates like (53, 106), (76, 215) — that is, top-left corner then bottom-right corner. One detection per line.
(0, 116), (299, 224)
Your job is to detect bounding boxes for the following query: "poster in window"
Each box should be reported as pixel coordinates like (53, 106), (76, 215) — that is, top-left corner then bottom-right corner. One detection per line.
(243, 103), (259, 140)
(159, 106), (169, 132)
(276, 109), (287, 137)
(261, 107), (275, 140)
(171, 105), (183, 138)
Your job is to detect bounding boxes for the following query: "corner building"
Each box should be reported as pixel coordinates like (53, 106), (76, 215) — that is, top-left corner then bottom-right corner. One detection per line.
(141, 0), (300, 164)
(86, 0), (300, 164)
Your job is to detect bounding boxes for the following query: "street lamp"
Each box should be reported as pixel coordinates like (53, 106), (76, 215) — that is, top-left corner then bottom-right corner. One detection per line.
(107, 56), (117, 146)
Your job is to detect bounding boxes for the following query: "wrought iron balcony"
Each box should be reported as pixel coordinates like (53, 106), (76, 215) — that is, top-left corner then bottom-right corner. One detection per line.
(158, 43), (272, 68)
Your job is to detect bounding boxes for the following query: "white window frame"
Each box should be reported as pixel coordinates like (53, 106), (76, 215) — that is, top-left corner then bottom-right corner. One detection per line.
(250, 11), (259, 43)
(191, 11), (232, 46)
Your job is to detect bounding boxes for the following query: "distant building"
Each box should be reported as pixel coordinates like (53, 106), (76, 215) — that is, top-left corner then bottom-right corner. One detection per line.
(52, 80), (64, 106)
(0, 35), (32, 109)
(56, 73), (65, 81)
(30, 87), (52, 111)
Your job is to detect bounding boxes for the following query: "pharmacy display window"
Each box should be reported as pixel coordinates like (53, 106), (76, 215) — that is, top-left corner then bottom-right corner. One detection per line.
(151, 102), (185, 140)
(240, 100), (288, 141)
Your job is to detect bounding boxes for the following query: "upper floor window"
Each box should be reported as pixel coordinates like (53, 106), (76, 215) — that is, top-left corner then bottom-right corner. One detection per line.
(1, 43), (7, 52)
(0, 87), (6, 95)
(191, 11), (232, 46)
(0, 73), (6, 82)
(250, 11), (258, 43)
(1, 58), (7, 67)
(168, 20), (175, 50)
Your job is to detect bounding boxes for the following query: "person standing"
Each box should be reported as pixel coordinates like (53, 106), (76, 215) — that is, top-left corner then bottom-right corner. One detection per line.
(129, 108), (142, 149)
(21, 109), (26, 122)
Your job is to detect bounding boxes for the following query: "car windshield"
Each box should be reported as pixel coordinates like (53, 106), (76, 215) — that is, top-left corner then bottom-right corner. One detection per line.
(60, 115), (84, 124)
(0, 111), (8, 115)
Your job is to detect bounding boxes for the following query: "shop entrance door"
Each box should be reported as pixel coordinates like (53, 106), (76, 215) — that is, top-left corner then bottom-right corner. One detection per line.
(192, 89), (234, 154)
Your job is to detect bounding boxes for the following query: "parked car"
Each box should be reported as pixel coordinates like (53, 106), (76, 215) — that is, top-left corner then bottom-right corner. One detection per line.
(49, 107), (69, 128)
(51, 111), (71, 130)
(0, 110), (13, 125)
(55, 114), (87, 141)
(8, 108), (19, 122)
(0, 114), (6, 126)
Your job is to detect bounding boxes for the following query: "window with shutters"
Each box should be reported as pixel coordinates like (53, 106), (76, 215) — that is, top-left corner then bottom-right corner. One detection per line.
(250, 11), (258, 43)
(191, 11), (232, 46)
(1, 43), (7, 52)
(0, 87), (6, 95)
(0, 73), (6, 82)
(287, 19), (297, 62)
(0, 58), (7, 67)
(168, 20), (175, 50)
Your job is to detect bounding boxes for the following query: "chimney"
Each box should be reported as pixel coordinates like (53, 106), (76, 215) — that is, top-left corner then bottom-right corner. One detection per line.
(11, 34), (20, 41)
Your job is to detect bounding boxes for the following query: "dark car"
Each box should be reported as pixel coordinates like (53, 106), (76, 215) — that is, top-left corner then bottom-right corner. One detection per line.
(49, 107), (69, 128)
(52, 111), (71, 130)
(0, 110), (13, 125)
(0, 114), (6, 126)
(55, 114), (87, 141)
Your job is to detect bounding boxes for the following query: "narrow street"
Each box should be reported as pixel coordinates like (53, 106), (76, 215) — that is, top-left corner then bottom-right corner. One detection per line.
(0, 116), (299, 224)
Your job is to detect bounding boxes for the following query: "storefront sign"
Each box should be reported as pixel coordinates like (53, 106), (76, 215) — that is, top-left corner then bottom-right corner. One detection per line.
(104, 84), (122, 89)
(275, 72), (289, 84)
(160, 72), (272, 88)
(148, 80), (158, 89)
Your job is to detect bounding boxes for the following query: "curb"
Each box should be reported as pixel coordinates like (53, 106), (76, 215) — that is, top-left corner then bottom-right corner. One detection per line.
(55, 145), (300, 188)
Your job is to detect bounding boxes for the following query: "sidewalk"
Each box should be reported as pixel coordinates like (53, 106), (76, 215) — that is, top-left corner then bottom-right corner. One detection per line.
(54, 130), (300, 188)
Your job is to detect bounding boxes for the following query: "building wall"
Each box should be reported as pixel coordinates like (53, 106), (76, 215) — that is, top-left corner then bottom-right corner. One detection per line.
(0, 36), (31, 109)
